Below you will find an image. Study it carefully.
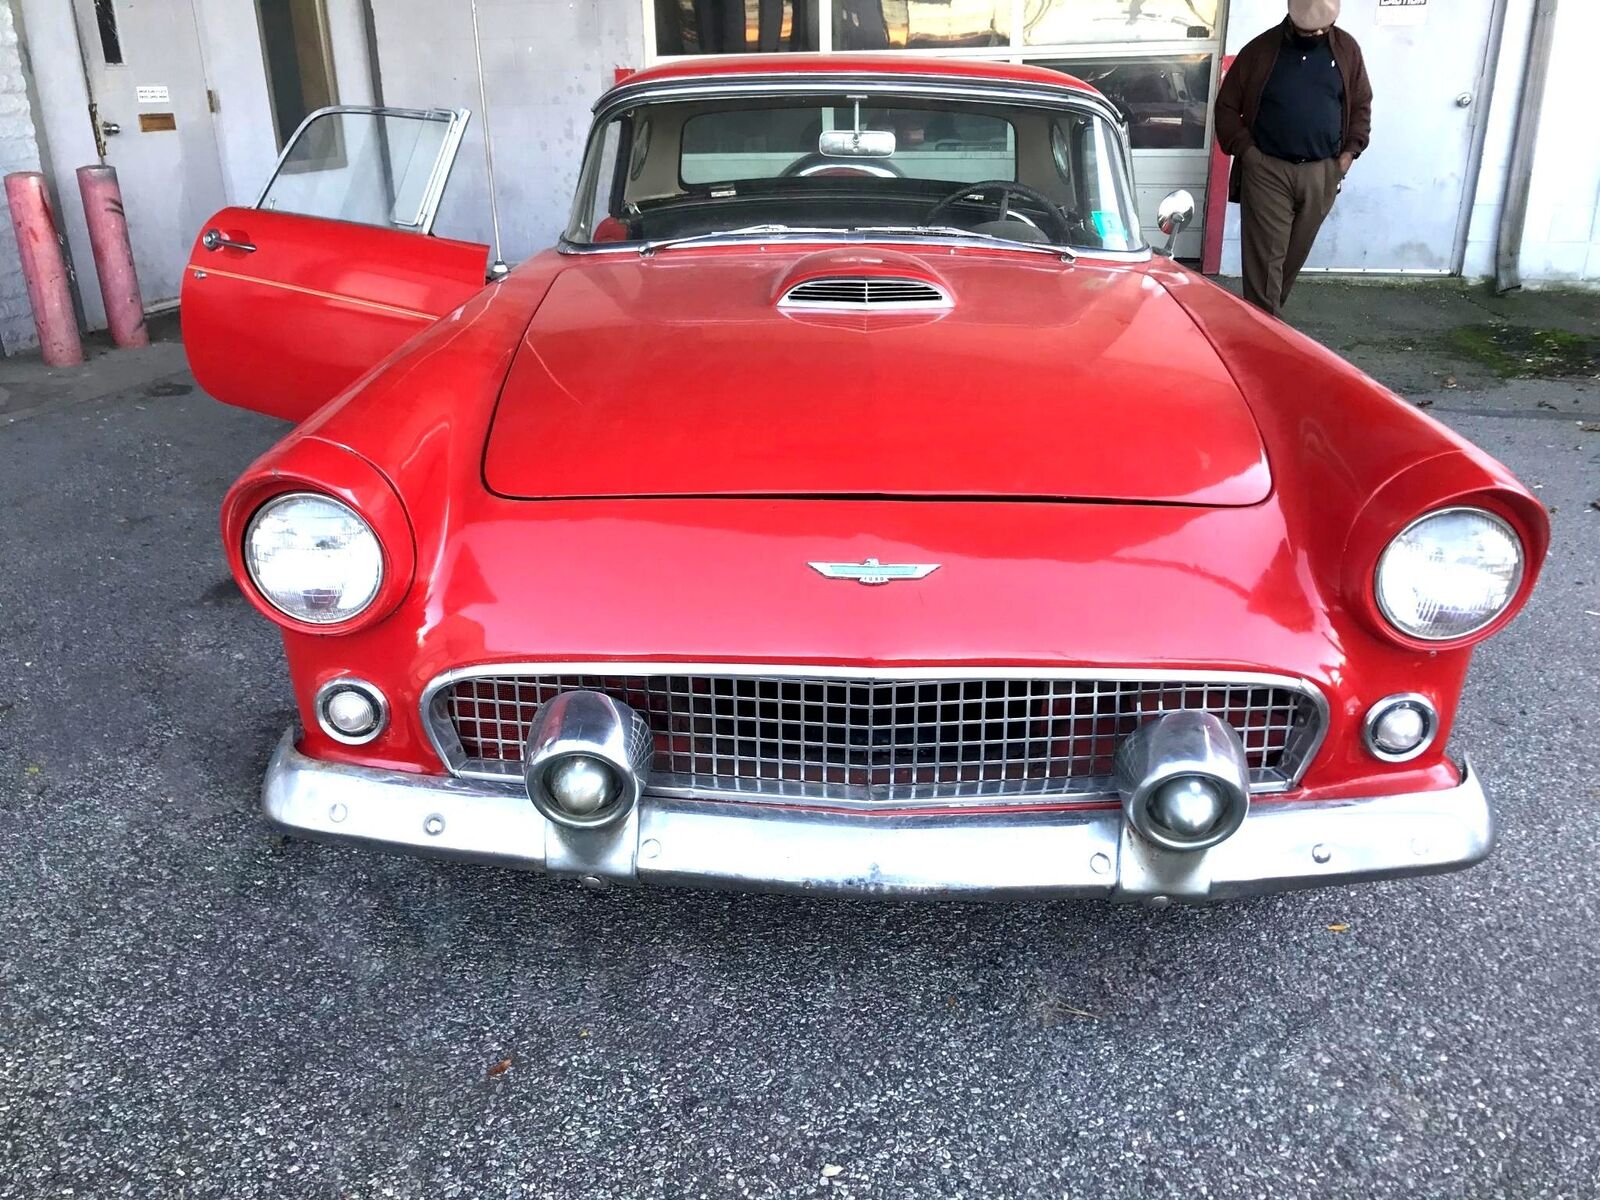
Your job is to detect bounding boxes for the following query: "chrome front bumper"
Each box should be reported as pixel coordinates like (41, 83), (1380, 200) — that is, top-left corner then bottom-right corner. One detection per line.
(261, 731), (1495, 902)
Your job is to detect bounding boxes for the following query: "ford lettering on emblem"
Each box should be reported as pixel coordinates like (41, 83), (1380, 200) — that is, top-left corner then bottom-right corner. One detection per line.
(808, 557), (940, 586)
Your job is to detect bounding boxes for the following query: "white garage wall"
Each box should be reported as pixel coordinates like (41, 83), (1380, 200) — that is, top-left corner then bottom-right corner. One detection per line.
(194, 0), (382, 211)
(1463, 0), (1600, 285)
(369, 0), (643, 261)
(1220, 0), (1600, 286)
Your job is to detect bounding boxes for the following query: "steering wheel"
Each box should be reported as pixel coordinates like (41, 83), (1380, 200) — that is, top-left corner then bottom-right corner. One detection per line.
(927, 180), (1073, 244)
(780, 153), (904, 179)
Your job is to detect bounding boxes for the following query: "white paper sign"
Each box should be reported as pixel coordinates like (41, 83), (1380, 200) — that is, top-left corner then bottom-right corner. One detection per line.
(1376, 0), (1427, 26)
(136, 85), (170, 104)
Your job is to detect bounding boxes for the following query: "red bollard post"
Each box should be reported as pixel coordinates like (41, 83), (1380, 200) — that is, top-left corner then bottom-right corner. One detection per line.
(77, 164), (149, 349)
(4, 171), (84, 367)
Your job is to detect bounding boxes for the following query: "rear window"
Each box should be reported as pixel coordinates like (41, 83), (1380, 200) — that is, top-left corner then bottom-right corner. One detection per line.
(681, 105), (1016, 185)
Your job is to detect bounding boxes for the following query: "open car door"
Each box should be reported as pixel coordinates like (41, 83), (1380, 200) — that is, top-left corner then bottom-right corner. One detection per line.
(182, 106), (489, 422)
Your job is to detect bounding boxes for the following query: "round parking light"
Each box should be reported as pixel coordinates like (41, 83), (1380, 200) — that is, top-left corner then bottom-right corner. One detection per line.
(316, 679), (388, 745)
(1363, 694), (1437, 762)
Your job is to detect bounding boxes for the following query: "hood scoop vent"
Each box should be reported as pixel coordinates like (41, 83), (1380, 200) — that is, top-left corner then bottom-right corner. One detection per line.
(779, 275), (951, 311)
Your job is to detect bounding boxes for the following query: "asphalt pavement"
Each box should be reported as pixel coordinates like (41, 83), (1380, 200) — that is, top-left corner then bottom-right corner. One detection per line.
(1, 305), (1598, 1198)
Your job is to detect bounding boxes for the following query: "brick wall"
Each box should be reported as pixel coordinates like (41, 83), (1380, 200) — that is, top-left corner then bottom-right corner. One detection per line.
(0, 0), (46, 354)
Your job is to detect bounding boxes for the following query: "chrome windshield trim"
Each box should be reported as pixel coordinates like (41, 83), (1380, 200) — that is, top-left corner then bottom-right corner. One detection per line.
(559, 233), (1150, 265)
(420, 662), (1329, 795)
(573, 75), (1142, 255)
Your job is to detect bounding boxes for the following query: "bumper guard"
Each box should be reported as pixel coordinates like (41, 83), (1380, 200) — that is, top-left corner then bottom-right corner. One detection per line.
(261, 730), (1494, 902)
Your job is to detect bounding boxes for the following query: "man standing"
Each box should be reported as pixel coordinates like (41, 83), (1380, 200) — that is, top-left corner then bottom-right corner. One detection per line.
(1215, 0), (1372, 316)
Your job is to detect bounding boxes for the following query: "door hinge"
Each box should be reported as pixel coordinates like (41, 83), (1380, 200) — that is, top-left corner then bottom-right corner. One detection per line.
(207, 89), (220, 114)
(88, 101), (107, 160)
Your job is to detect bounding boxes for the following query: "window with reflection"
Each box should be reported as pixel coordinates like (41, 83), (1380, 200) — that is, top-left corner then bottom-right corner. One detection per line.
(833, 0), (1009, 51)
(654, 0), (819, 54)
(680, 105), (1016, 184)
(565, 92), (1142, 253)
(1023, 0), (1217, 46)
(1038, 55), (1212, 149)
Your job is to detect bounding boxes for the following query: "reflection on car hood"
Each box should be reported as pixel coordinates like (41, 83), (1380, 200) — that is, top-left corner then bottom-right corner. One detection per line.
(483, 246), (1272, 506)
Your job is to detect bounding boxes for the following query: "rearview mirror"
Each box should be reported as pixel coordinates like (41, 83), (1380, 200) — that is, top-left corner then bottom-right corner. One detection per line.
(1156, 189), (1196, 257)
(819, 129), (896, 159)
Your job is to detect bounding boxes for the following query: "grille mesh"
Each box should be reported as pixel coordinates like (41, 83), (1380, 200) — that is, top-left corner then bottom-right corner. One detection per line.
(436, 673), (1322, 807)
(780, 276), (950, 309)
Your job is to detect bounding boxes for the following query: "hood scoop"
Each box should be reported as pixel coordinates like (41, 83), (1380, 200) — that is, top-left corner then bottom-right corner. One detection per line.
(779, 275), (951, 310)
(775, 249), (954, 312)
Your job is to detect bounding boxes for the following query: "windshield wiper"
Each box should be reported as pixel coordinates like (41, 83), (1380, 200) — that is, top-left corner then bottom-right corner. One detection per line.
(851, 225), (1077, 262)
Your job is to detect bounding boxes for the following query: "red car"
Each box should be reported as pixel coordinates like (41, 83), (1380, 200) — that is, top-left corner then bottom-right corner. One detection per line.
(181, 56), (1547, 903)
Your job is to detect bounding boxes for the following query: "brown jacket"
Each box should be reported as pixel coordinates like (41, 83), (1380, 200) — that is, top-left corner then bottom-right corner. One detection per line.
(1215, 19), (1373, 202)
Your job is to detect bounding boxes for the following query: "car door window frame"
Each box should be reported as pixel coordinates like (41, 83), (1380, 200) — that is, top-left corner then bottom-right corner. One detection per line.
(254, 104), (471, 235)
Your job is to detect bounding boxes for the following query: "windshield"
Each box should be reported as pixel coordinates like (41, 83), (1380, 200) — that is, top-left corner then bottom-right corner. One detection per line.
(564, 91), (1142, 254)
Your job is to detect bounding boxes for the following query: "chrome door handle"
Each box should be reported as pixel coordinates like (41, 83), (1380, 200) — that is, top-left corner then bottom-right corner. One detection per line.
(100, 120), (122, 136)
(201, 228), (257, 253)
(1456, 92), (1474, 108)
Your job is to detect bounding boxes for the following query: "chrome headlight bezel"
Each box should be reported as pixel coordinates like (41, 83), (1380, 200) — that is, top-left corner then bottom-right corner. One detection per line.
(243, 491), (385, 627)
(1374, 506), (1525, 643)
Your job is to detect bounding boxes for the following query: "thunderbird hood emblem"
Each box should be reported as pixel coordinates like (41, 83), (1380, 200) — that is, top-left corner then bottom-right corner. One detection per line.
(809, 557), (941, 586)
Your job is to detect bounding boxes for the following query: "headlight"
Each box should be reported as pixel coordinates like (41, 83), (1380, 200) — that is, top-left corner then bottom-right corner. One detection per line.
(1375, 507), (1524, 641)
(244, 492), (383, 625)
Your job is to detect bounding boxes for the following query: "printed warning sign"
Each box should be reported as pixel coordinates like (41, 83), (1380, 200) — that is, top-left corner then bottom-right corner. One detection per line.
(1376, 0), (1427, 26)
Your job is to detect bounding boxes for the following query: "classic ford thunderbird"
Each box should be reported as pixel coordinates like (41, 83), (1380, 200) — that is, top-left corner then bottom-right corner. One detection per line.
(181, 56), (1547, 902)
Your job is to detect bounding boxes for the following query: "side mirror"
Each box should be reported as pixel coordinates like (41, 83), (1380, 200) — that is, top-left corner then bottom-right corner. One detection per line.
(1156, 189), (1196, 257)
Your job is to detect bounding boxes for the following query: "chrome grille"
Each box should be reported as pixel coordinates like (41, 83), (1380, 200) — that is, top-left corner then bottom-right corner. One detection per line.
(431, 671), (1324, 808)
(779, 276), (950, 309)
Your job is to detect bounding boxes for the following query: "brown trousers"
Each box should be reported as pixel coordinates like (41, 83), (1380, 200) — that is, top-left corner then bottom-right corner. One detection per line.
(1239, 149), (1341, 317)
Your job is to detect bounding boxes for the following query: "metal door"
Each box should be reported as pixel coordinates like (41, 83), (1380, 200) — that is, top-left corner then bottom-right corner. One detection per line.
(70, 0), (229, 305)
(1302, 0), (1499, 273)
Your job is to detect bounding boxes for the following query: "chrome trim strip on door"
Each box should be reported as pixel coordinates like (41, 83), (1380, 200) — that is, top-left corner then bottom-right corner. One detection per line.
(419, 662), (1330, 802)
(184, 265), (439, 321)
(253, 105), (472, 237)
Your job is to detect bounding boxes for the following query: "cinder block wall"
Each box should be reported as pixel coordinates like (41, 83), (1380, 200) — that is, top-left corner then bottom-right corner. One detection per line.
(0, 0), (46, 354)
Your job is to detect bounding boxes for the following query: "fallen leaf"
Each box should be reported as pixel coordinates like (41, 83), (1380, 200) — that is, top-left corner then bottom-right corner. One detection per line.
(822, 1165), (844, 1179)
(1443, 376), (1458, 389)
(1591, 500), (1600, 512)
(25, 765), (41, 775)
(1413, 397), (1435, 409)
(578, 1029), (591, 1038)
(1326, 923), (1350, 933)
(487, 1057), (513, 1078)
(1578, 421), (1600, 432)
(1537, 400), (1558, 410)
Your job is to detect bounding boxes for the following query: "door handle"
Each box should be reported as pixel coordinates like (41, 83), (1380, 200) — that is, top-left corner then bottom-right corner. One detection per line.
(201, 228), (257, 253)
(100, 120), (122, 136)
(1456, 93), (1474, 108)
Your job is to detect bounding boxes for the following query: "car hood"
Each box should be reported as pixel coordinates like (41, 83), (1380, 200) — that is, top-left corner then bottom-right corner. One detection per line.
(483, 247), (1272, 506)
